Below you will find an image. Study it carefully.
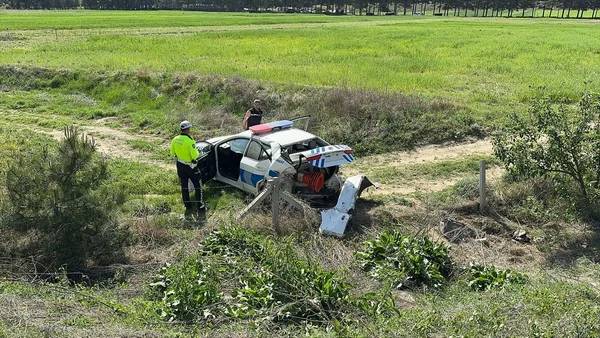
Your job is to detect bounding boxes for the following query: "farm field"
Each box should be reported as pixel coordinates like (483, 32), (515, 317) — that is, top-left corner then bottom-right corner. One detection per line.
(0, 10), (600, 337)
(1, 12), (600, 119)
(0, 10), (406, 30)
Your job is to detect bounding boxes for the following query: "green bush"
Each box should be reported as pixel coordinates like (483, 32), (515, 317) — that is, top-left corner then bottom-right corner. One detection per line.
(149, 257), (222, 322)
(356, 230), (452, 289)
(150, 227), (352, 325)
(468, 265), (527, 291)
(2, 126), (128, 270)
(493, 93), (600, 218)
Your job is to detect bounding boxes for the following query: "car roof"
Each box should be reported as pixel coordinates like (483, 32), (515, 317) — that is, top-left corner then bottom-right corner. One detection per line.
(207, 128), (318, 147)
(254, 128), (317, 146)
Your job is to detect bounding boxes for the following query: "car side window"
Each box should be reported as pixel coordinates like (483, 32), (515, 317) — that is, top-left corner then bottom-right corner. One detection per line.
(259, 147), (271, 161)
(258, 144), (271, 161)
(246, 141), (271, 161)
(245, 141), (262, 160)
(226, 138), (249, 154)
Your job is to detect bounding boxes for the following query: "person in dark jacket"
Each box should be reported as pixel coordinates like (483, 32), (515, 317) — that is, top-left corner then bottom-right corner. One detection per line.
(243, 99), (264, 130)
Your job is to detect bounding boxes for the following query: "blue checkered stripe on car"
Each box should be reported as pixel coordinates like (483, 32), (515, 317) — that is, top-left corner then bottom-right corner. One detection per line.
(342, 154), (355, 162)
(308, 145), (353, 168)
(239, 168), (264, 187)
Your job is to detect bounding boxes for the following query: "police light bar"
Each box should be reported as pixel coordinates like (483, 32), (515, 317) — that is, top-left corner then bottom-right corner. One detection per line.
(250, 120), (294, 135)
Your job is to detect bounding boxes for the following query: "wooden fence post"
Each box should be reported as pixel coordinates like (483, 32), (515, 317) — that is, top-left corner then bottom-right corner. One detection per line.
(271, 178), (282, 234)
(479, 160), (487, 212)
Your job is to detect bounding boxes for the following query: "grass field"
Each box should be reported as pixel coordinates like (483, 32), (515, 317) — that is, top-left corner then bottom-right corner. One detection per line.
(0, 10), (403, 30)
(1, 10), (600, 337)
(1, 12), (599, 118)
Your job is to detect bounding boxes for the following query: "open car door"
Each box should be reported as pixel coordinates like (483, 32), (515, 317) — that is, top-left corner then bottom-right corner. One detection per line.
(195, 141), (216, 183)
(289, 116), (311, 131)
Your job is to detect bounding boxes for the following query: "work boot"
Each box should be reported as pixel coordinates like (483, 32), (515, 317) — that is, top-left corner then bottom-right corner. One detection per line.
(196, 206), (207, 226)
(184, 207), (194, 220)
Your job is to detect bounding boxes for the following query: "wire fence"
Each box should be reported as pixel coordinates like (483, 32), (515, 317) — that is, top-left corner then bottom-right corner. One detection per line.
(0, 257), (162, 283)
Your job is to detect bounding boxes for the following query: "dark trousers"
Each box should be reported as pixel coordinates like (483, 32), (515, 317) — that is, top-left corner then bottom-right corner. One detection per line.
(176, 161), (204, 211)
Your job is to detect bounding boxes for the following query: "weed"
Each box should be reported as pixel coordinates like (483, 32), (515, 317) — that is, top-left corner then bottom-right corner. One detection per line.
(149, 227), (353, 326)
(149, 257), (223, 322)
(356, 230), (452, 289)
(468, 265), (527, 291)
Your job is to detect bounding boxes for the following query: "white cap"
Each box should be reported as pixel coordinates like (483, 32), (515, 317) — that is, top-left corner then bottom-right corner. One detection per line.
(180, 120), (192, 130)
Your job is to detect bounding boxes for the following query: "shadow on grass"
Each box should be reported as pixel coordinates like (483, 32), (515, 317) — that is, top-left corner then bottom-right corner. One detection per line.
(545, 224), (600, 267)
(344, 198), (384, 239)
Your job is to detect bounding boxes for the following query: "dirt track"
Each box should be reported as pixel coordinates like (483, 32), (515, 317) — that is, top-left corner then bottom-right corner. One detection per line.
(344, 139), (501, 196)
(2, 109), (499, 194)
(6, 117), (174, 170)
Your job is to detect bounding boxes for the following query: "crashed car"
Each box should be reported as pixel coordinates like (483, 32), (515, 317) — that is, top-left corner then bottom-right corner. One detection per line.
(195, 119), (372, 237)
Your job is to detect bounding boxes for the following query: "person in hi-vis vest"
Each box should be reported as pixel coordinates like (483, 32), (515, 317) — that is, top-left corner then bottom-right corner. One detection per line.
(170, 120), (206, 220)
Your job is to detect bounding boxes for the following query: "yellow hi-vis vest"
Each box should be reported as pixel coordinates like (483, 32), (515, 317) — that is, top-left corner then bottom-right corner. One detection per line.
(170, 134), (200, 164)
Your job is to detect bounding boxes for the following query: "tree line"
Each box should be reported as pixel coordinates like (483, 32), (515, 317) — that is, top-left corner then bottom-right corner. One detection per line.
(2, 0), (599, 19)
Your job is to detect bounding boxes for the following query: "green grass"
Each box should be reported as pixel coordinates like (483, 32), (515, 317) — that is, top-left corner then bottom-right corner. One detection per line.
(1, 248), (599, 337)
(353, 154), (499, 184)
(0, 10), (404, 30)
(366, 274), (600, 336)
(1, 14), (599, 118)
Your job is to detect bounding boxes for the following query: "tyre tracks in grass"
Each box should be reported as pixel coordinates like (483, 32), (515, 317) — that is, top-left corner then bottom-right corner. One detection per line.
(0, 110), (173, 170)
(0, 109), (503, 196)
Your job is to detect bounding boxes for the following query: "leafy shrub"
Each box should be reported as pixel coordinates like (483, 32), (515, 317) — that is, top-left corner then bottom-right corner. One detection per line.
(356, 230), (452, 289)
(2, 126), (128, 270)
(468, 265), (527, 291)
(149, 257), (222, 322)
(493, 93), (600, 218)
(150, 227), (352, 325)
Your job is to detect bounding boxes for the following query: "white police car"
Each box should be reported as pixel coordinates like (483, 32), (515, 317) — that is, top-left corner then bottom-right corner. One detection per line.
(195, 119), (372, 236)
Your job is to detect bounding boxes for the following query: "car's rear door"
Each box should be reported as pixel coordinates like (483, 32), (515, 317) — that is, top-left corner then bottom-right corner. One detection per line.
(239, 140), (271, 194)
